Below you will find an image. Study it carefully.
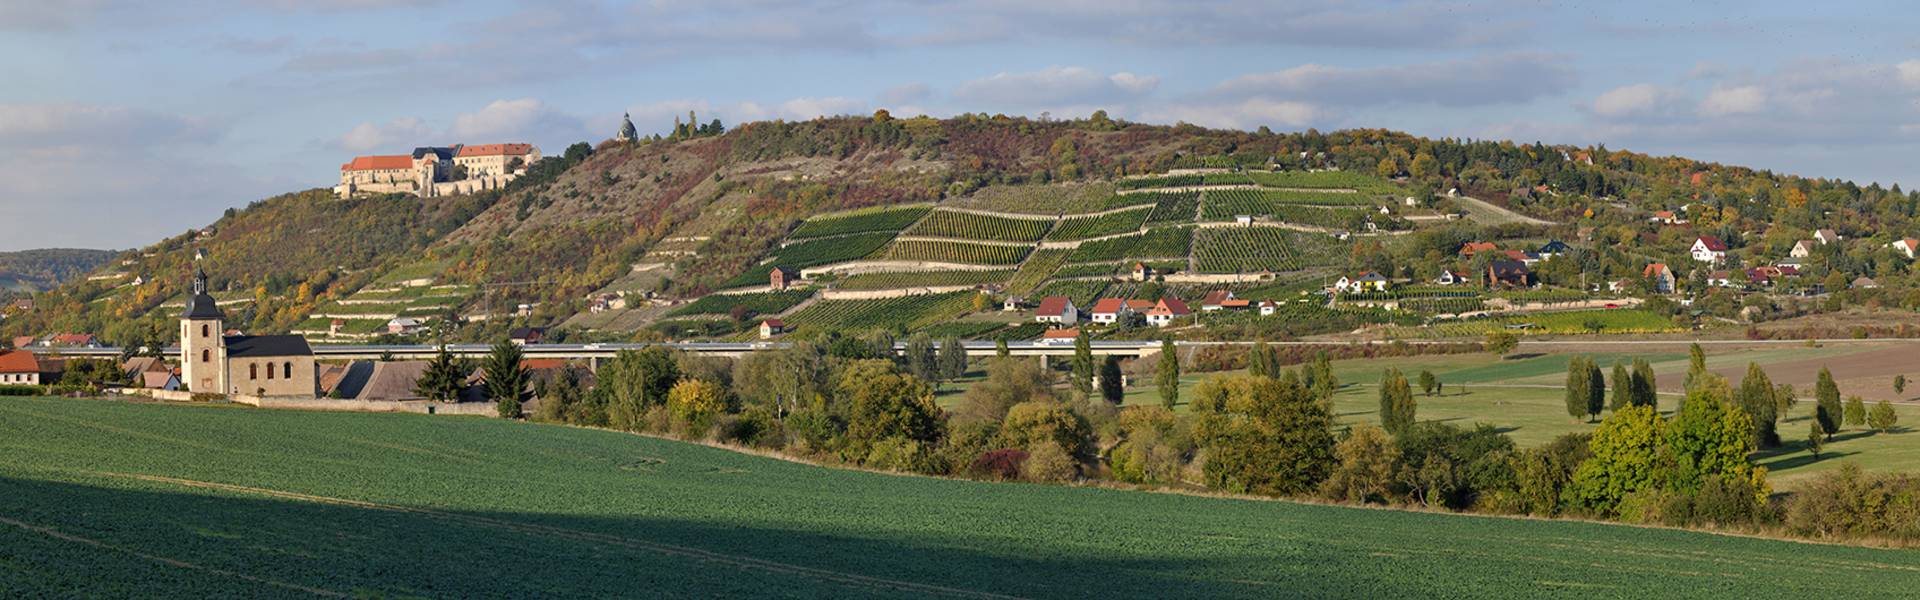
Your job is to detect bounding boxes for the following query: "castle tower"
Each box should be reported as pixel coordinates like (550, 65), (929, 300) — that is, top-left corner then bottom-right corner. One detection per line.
(180, 267), (226, 394)
(616, 112), (637, 142)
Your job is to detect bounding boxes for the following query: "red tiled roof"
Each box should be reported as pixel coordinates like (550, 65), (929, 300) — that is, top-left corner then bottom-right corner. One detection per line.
(1041, 328), (1080, 339)
(1458, 241), (1498, 256)
(761, 319), (785, 328)
(1124, 299), (1156, 310)
(1149, 298), (1191, 316)
(456, 143), (534, 157)
(1090, 298), (1127, 314)
(49, 333), (93, 346)
(341, 155), (413, 171)
(1695, 236), (1728, 251)
(0, 350), (37, 374)
(1199, 290), (1232, 307)
(1220, 299), (1251, 308)
(10, 336), (35, 349)
(1035, 296), (1071, 317)
(1644, 263), (1670, 277)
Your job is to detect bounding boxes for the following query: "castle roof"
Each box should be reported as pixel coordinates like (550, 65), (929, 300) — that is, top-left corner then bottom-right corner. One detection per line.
(456, 143), (535, 157)
(341, 155), (413, 171)
(411, 146), (456, 160)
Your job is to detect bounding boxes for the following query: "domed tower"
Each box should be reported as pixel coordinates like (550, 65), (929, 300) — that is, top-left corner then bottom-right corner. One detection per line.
(180, 267), (226, 394)
(616, 112), (637, 142)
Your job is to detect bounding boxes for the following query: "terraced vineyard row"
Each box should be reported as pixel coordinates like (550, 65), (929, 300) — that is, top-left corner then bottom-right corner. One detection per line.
(1243, 170), (1402, 192)
(1201, 189), (1373, 222)
(1007, 249), (1069, 294)
(783, 291), (975, 331)
(1192, 227), (1344, 273)
(905, 210), (1053, 242)
(1067, 227), (1194, 263)
(667, 289), (814, 317)
(1144, 192), (1202, 224)
(724, 231), (897, 287)
(1033, 279), (1111, 307)
(1117, 174), (1203, 190)
(836, 269), (1014, 290)
(953, 182), (1116, 214)
(789, 205), (931, 239)
(885, 239), (1033, 265)
(1046, 207), (1150, 241)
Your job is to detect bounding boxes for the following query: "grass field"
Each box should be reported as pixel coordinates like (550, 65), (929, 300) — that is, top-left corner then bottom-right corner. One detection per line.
(4, 396), (1919, 598)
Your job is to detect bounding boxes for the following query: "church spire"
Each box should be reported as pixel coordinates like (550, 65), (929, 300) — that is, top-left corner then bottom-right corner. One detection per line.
(192, 267), (208, 296)
(617, 112), (637, 142)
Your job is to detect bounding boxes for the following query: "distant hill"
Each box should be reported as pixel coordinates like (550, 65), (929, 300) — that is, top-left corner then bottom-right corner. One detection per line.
(7, 113), (1916, 345)
(0, 248), (120, 293)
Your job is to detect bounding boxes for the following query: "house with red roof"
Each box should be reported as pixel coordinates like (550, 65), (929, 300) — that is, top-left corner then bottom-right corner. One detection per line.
(1457, 242), (1499, 258)
(1690, 236), (1728, 263)
(1199, 290), (1245, 311)
(1088, 298), (1134, 324)
(1145, 298), (1191, 327)
(0, 350), (41, 385)
(1131, 262), (1152, 281)
(47, 333), (99, 348)
(1033, 296), (1078, 324)
(759, 319), (786, 339)
(1888, 238), (1919, 259)
(1643, 263), (1675, 293)
(1040, 328), (1082, 345)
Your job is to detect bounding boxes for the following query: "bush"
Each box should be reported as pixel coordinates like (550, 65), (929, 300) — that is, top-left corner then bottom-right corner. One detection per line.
(865, 437), (944, 474)
(1021, 441), (1078, 483)
(783, 408), (839, 454)
(969, 449), (1028, 480)
(717, 407), (781, 448)
(1000, 401), (1092, 458)
(0, 385), (42, 396)
(1783, 463), (1920, 541)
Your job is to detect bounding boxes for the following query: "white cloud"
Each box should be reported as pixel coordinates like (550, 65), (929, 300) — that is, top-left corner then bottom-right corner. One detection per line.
(1897, 60), (1920, 87)
(1591, 84), (1666, 117)
(335, 117), (433, 152)
(1210, 54), (1573, 107)
(953, 66), (1160, 108)
(1699, 85), (1765, 117)
(1140, 98), (1323, 130)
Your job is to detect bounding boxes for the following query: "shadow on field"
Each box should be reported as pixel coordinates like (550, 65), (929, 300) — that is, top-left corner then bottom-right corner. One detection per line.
(0, 475), (1254, 599)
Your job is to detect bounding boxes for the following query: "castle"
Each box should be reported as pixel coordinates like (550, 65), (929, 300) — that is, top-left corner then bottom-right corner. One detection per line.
(335, 143), (541, 199)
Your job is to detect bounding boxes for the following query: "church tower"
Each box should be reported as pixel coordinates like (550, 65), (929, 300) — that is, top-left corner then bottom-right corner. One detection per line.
(616, 112), (637, 142)
(180, 267), (226, 394)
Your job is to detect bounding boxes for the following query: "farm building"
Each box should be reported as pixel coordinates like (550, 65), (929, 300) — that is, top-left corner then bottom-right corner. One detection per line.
(759, 319), (785, 339)
(1034, 296), (1078, 324)
(0, 350), (42, 385)
(1145, 298), (1191, 327)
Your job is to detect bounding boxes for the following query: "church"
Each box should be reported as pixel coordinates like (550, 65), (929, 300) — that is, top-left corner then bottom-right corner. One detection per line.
(180, 269), (318, 398)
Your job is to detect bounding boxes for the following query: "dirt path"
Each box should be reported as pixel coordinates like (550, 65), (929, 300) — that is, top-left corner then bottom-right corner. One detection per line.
(1453, 195), (1555, 226)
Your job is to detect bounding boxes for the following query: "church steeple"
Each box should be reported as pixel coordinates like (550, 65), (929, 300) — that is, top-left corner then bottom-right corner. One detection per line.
(192, 267), (208, 295)
(616, 112), (637, 142)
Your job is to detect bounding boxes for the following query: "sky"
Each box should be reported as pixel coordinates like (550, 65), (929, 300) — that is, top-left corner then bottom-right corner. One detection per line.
(2, 0), (1918, 251)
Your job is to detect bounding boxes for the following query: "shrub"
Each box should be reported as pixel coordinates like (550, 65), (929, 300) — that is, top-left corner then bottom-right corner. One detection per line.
(865, 437), (943, 474)
(666, 379), (729, 437)
(1782, 463), (1920, 541)
(0, 385), (42, 396)
(969, 449), (1029, 480)
(1000, 401), (1093, 458)
(717, 407), (781, 448)
(1021, 441), (1078, 483)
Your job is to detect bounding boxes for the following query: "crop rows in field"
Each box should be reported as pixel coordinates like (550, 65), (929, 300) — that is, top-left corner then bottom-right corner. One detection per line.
(789, 206), (931, 239)
(1200, 189), (1372, 224)
(1117, 174), (1203, 190)
(1339, 287), (1481, 301)
(836, 270), (1014, 290)
(723, 231), (898, 287)
(1385, 309), (1680, 338)
(1033, 279), (1111, 307)
(1144, 192), (1202, 224)
(783, 291), (975, 331)
(918, 321), (1015, 339)
(668, 289), (814, 317)
(1496, 289), (1594, 304)
(1046, 208), (1149, 241)
(1396, 297), (1487, 314)
(1243, 170), (1401, 192)
(953, 182), (1116, 214)
(1067, 227), (1194, 263)
(1007, 249), (1068, 295)
(905, 210), (1053, 242)
(885, 239), (1033, 265)
(1192, 227), (1344, 273)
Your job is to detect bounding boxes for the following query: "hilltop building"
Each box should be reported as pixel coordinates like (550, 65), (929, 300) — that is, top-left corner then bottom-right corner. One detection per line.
(616, 113), (638, 142)
(336, 143), (541, 199)
(180, 269), (316, 397)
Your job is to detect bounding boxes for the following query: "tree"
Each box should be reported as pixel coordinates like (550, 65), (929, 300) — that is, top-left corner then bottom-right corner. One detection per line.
(412, 342), (467, 402)
(1610, 362), (1631, 411)
(1564, 357), (1592, 422)
(1190, 374), (1336, 496)
(1662, 375), (1757, 494)
(1320, 423), (1401, 503)
(1378, 368), (1416, 435)
(904, 332), (937, 383)
(1484, 330), (1518, 356)
(1806, 421), (1824, 460)
(1567, 405), (1664, 515)
(1629, 358), (1658, 408)
(1736, 362), (1779, 448)
(840, 361), (944, 459)
(732, 342), (826, 419)
(1156, 338), (1180, 409)
(1070, 330), (1095, 396)
(482, 339), (529, 418)
(995, 338), (1010, 359)
(1418, 370), (1438, 396)
(1001, 401), (1092, 457)
(956, 354), (1053, 423)
(1098, 356), (1125, 404)
(536, 367), (579, 423)
(1585, 358), (1606, 421)
(604, 347), (680, 431)
(665, 378), (728, 435)
(1844, 396), (1867, 428)
(1247, 341), (1276, 377)
(1685, 342), (1708, 392)
(1816, 367), (1842, 439)
(1896, 374), (1908, 397)
(1868, 399), (1899, 432)
(937, 335), (969, 383)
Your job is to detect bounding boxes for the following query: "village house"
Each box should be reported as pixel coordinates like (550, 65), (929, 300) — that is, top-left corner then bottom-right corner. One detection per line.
(1434, 270), (1472, 286)
(1536, 240), (1571, 258)
(181, 269), (317, 397)
(46, 333), (99, 348)
(1088, 298), (1132, 324)
(1457, 242), (1499, 259)
(1690, 236), (1728, 263)
(769, 266), (799, 290)
(1502, 249), (1542, 266)
(1486, 260), (1531, 289)
(1258, 300), (1278, 316)
(1033, 296), (1078, 324)
(509, 327), (546, 346)
(387, 317), (425, 335)
(759, 319), (785, 339)
(1002, 296), (1025, 312)
(1650, 210), (1687, 225)
(1888, 238), (1919, 259)
(1815, 229), (1842, 245)
(1791, 240), (1818, 258)
(1334, 272), (1390, 293)
(1145, 298), (1191, 327)
(1852, 276), (1880, 290)
(0, 350), (41, 385)
(1040, 328), (1081, 345)
(1644, 263), (1676, 293)
(1198, 290), (1248, 311)
(1706, 270), (1734, 288)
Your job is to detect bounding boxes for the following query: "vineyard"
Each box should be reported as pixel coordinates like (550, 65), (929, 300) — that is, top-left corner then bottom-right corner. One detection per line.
(1243, 170), (1405, 193)
(1496, 289), (1599, 304)
(835, 270), (1014, 290)
(667, 289), (814, 317)
(724, 232), (897, 287)
(1033, 279), (1111, 307)
(1067, 227), (1193, 263)
(905, 210), (1053, 242)
(1143, 192), (1203, 224)
(884, 240), (1033, 265)
(1046, 208), (1150, 241)
(951, 182), (1116, 214)
(1383, 309), (1681, 338)
(789, 205), (931, 239)
(1200, 190), (1374, 227)
(783, 291), (976, 331)
(1192, 227), (1343, 273)
(1007, 249), (1068, 295)
(1117, 174), (1203, 190)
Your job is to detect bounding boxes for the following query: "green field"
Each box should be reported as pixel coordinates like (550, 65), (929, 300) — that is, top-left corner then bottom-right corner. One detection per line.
(3, 397), (1918, 598)
(783, 291), (976, 330)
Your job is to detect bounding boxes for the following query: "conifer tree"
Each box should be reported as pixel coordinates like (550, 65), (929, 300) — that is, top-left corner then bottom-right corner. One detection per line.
(482, 339), (529, 418)
(1156, 338), (1181, 409)
(1610, 362), (1631, 410)
(1816, 367), (1842, 439)
(1070, 330), (1095, 396)
(1564, 357), (1591, 421)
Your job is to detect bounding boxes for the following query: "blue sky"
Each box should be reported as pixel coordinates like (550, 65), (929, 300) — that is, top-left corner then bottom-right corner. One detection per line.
(2, 0), (1917, 250)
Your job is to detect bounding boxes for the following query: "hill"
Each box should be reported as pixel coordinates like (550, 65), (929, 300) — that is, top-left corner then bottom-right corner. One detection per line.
(0, 248), (119, 293)
(3, 396), (1916, 598)
(10, 113), (1920, 345)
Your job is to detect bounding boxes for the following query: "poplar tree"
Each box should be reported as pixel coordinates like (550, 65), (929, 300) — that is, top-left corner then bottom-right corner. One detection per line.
(1816, 367), (1842, 439)
(1156, 338), (1181, 409)
(1610, 362), (1631, 411)
(937, 335), (969, 382)
(1071, 330), (1095, 397)
(1585, 358), (1606, 421)
(1564, 357), (1591, 422)
(1379, 368), (1415, 434)
(1737, 362), (1779, 448)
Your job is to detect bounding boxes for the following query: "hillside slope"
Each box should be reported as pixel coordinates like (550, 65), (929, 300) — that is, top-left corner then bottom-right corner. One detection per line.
(3, 396), (1915, 598)
(0, 248), (119, 293)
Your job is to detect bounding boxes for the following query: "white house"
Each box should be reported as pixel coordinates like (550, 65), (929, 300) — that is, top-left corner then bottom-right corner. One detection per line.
(1790, 240), (1817, 258)
(1815, 229), (1841, 245)
(1033, 296), (1077, 324)
(1889, 238), (1919, 259)
(1434, 270), (1471, 286)
(1690, 236), (1728, 263)
(1334, 272), (1390, 293)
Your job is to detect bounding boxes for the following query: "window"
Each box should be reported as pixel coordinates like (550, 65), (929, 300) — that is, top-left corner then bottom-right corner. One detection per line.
(266, 363), (274, 380)
(283, 362), (292, 379)
(249, 363), (257, 380)
(201, 324), (209, 337)
(201, 349), (210, 363)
